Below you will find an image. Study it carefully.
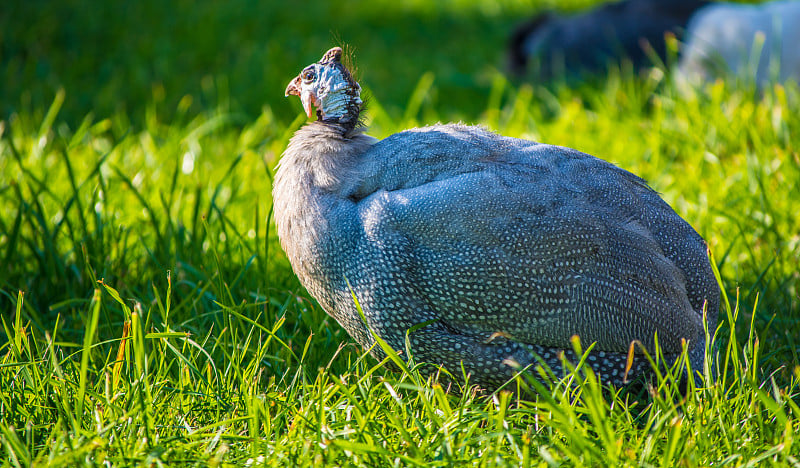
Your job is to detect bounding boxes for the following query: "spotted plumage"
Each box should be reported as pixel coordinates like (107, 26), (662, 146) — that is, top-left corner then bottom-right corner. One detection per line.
(275, 47), (719, 390)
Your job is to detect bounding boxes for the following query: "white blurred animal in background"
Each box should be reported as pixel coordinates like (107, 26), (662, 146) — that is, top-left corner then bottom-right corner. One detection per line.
(679, 0), (800, 87)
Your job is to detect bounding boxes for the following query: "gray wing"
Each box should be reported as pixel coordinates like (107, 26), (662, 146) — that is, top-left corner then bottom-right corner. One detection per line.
(354, 141), (713, 355)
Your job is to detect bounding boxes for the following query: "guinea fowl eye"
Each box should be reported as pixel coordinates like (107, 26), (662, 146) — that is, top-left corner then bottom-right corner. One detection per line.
(302, 69), (315, 82)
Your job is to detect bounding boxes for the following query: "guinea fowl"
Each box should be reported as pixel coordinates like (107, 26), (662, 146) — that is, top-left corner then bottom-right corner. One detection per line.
(274, 47), (719, 390)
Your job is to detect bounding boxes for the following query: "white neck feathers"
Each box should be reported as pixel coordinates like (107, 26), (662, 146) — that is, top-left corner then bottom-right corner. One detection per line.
(316, 66), (362, 122)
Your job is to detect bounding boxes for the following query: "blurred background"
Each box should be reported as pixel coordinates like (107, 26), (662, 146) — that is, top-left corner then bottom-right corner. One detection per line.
(5, 0), (795, 127)
(1, 0), (602, 127)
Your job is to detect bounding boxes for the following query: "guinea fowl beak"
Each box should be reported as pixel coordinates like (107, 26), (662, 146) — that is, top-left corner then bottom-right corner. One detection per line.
(285, 76), (301, 98)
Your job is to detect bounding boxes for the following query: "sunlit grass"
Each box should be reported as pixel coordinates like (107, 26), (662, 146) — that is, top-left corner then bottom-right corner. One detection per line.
(2, 65), (799, 465)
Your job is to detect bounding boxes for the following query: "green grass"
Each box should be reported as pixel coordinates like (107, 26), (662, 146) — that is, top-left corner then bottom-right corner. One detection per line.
(2, 0), (800, 466)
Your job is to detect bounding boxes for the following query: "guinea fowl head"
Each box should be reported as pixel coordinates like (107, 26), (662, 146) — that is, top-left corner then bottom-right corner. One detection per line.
(285, 47), (362, 128)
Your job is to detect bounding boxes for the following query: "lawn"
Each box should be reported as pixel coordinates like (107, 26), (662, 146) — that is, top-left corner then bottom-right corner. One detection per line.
(1, 0), (799, 466)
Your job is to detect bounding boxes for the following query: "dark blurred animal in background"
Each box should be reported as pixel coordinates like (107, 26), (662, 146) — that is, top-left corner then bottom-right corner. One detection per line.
(679, 0), (800, 87)
(508, 0), (708, 80)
